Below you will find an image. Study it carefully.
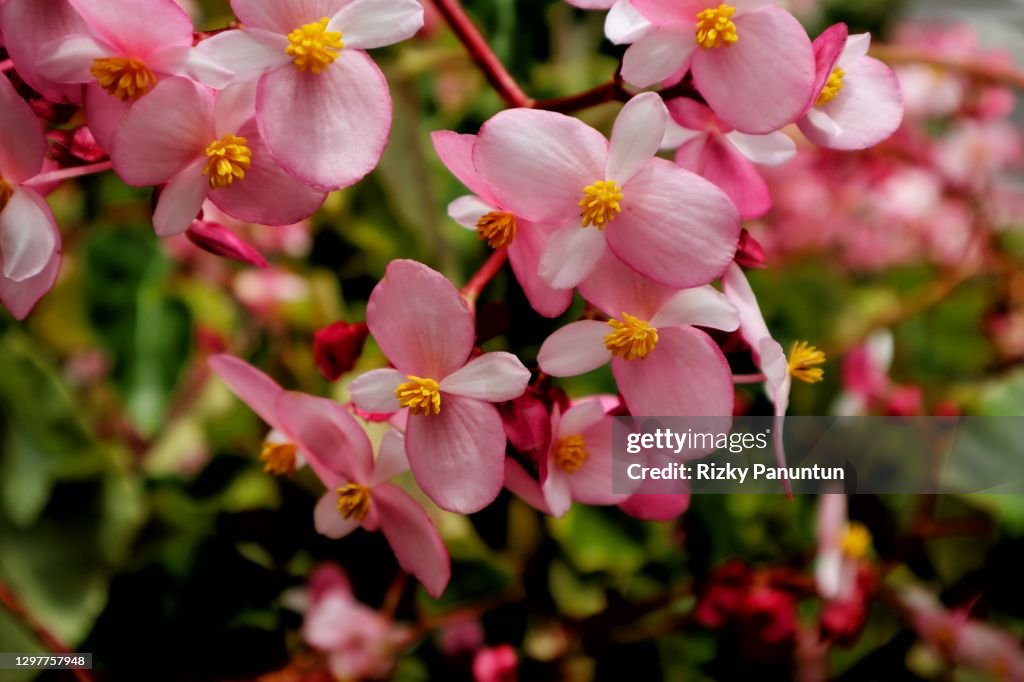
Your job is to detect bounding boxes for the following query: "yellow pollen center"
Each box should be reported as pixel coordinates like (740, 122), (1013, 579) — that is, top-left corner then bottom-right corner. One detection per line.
(90, 57), (157, 101)
(695, 4), (739, 49)
(286, 17), (344, 74)
(203, 134), (252, 189)
(260, 441), (297, 476)
(841, 522), (871, 559)
(476, 211), (518, 249)
(395, 376), (442, 416)
(787, 340), (826, 383)
(579, 180), (623, 229)
(554, 434), (589, 474)
(816, 67), (846, 106)
(0, 177), (12, 213)
(605, 313), (659, 361)
(336, 483), (372, 521)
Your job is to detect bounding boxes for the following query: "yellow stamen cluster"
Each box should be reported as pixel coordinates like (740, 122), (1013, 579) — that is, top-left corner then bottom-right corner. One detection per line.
(605, 313), (659, 361)
(554, 434), (589, 474)
(695, 4), (739, 49)
(476, 211), (518, 249)
(579, 180), (623, 229)
(0, 177), (12, 213)
(203, 134), (252, 189)
(841, 522), (871, 559)
(816, 67), (846, 106)
(286, 17), (344, 74)
(395, 376), (442, 416)
(787, 341), (826, 384)
(336, 483), (372, 521)
(260, 441), (298, 476)
(90, 57), (157, 101)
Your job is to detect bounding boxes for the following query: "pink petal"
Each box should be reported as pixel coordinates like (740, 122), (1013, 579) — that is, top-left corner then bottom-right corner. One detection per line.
(725, 131), (796, 166)
(538, 222), (607, 290)
(578, 249), (675, 322)
(153, 162), (209, 236)
(621, 28), (695, 89)
(557, 401), (607, 439)
(366, 259), (474, 379)
(673, 134), (771, 219)
(195, 29), (292, 84)
(374, 483), (451, 598)
(691, 6), (815, 134)
(0, 237), (61, 320)
(214, 82), (260, 137)
(82, 83), (132, 153)
(68, 0), (193, 56)
(111, 77), (214, 186)
(349, 368), (405, 413)
(613, 326), (733, 416)
(541, 466), (573, 517)
(537, 321), (611, 377)
(504, 459), (551, 514)
(439, 352), (530, 402)
(430, 130), (494, 202)
(619, 491), (690, 521)
(0, 76), (46, 182)
(0, 0), (89, 103)
(507, 222), (573, 318)
(807, 23), (848, 109)
(314, 492), (361, 539)
(605, 0), (654, 45)
(564, 0), (615, 8)
(147, 44), (236, 89)
(665, 97), (719, 132)
(230, 0), (349, 34)
(838, 33), (871, 65)
(186, 220), (269, 268)
(209, 354), (284, 427)
(0, 187), (58, 282)
(722, 263), (771, 355)
(649, 285), (739, 331)
(607, 92), (668, 185)
(328, 0), (424, 50)
(36, 34), (111, 85)
(567, 417), (623, 506)
(630, 0), (704, 26)
(256, 49), (391, 190)
(473, 108), (607, 224)
(607, 158), (740, 288)
(371, 430), (408, 485)
(211, 121), (329, 226)
(448, 195), (494, 230)
(275, 391), (375, 485)
(404, 395), (506, 514)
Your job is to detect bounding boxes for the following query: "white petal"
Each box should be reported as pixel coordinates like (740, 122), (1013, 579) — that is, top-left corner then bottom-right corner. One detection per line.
(606, 92), (667, 185)
(557, 400), (606, 439)
(661, 118), (703, 150)
(349, 368), (405, 413)
(650, 286), (739, 331)
(329, 0), (424, 50)
(372, 430), (409, 485)
(153, 163), (208, 236)
(538, 224), (607, 290)
(313, 492), (361, 539)
(725, 131), (796, 166)
(37, 34), (111, 83)
(440, 352), (530, 402)
(803, 106), (841, 137)
(148, 45), (235, 88)
(194, 28), (291, 84)
(605, 0), (653, 45)
(0, 187), (57, 282)
(839, 33), (872, 67)
(538, 321), (612, 377)
(447, 195), (493, 230)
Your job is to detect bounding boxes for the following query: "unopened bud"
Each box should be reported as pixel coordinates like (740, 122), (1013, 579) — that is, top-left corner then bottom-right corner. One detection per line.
(186, 220), (268, 268)
(313, 321), (369, 381)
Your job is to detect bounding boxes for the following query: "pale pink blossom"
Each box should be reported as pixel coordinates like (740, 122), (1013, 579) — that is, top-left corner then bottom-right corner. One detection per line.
(110, 78), (326, 236)
(431, 130), (572, 318)
(798, 24), (903, 151)
(664, 97), (795, 218)
(814, 493), (869, 601)
(0, 0), (89, 103)
(197, 0), (424, 190)
(832, 330), (892, 416)
(233, 268), (310, 314)
(563, 0), (653, 45)
(934, 119), (1023, 189)
(473, 92), (740, 290)
(624, 0), (815, 133)
(0, 75), (62, 319)
(539, 250), (738, 416)
(349, 259), (531, 514)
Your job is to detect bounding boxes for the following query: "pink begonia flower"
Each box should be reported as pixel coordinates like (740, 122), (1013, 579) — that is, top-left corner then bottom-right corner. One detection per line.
(36, 0), (233, 151)
(833, 330), (892, 416)
(431, 130), (572, 319)
(0, 0), (89, 103)
(473, 92), (740, 290)
(110, 78), (327, 236)
(619, 485), (691, 521)
(302, 565), (412, 680)
(814, 493), (870, 601)
(0, 75), (62, 320)
(539, 250), (738, 417)
(563, 0), (653, 45)
(197, 0), (424, 190)
(348, 259), (531, 514)
(934, 119), (1023, 190)
(209, 355), (450, 597)
(472, 644), (518, 682)
(624, 0), (815, 134)
(798, 24), (903, 151)
(664, 97), (795, 219)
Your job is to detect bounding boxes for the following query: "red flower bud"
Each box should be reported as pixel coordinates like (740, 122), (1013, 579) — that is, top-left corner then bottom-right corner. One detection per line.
(313, 321), (369, 381)
(499, 392), (551, 453)
(186, 220), (268, 268)
(735, 229), (767, 269)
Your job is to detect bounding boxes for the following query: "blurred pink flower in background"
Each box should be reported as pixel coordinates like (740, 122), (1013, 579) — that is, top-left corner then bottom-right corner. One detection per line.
(473, 644), (518, 682)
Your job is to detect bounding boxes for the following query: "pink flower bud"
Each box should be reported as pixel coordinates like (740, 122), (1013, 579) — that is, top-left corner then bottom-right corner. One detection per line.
(499, 392), (551, 453)
(313, 321), (369, 381)
(735, 230), (767, 269)
(472, 645), (517, 682)
(185, 221), (268, 268)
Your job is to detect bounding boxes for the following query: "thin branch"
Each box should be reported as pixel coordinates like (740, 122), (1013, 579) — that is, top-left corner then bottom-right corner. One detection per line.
(461, 247), (509, 310)
(0, 583), (95, 682)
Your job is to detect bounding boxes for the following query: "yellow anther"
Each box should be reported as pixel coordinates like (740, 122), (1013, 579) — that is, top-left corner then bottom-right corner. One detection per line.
(841, 522), (871, 559)
(203, 134), (252, 189)
(336, 483), (372, 521)
(605, 313), (659, 361)
(476, 211), (517, 249)
(554, 434), (589, 474)
(260, 441), (298, 476)
(787, 341), (826, 384)
(579, 180), (623, 229)
(816, 67), (846, 106)
(286, 17), (344, 73)
(90, 57), (157, 101)
(695, 4), (739, 49)
(395, 376), (442, 416)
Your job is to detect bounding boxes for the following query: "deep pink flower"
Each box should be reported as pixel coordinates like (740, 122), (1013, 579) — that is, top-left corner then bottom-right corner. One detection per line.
(0, 75), (62, 320)
(431, 130), (572, 318)
(313, 321), (370, 381)
(35, 0), (233, 150)
(473, 645), (518, 682)
(473, 92), (740, 290)
(0, 0), (89, 104)
(185, 220), (269, 268)
(349, 260), (531, 514)
(624, 0), (815, 133)
(563, 0), (653, 45)
(209, 355), (450, 597)
(798, 24), (904, 150)
(619, 488), (691, 521)
(539, 250), (738, 417)
(197, 0), (423, 190)
(110, 78), (327, 236)
(665, 97), (795, 218)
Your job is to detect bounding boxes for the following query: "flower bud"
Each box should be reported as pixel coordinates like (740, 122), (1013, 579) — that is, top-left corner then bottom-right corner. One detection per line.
(499, 392), (551, 454)
(472, 645), (517, 682)
(735, 229), (767, 269)
(185, 220), (268, 268)
(313, 321), (369, 381)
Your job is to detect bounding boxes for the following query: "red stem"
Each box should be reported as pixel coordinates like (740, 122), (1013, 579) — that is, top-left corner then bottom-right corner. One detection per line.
(462, 247), (509, 309)
(0, 583), (95, 682)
